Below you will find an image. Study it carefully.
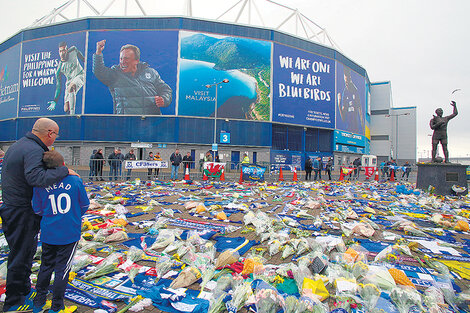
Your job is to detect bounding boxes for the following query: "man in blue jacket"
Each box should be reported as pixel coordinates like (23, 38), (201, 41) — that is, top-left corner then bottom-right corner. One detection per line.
(32, 150), (89, 313)
(313, 157), (321, 181)
(0, 118), (77, 312)
(93, 40), (172, 115)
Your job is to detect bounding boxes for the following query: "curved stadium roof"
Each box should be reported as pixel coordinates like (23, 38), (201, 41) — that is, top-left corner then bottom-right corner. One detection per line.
(27, 0), (342, 51)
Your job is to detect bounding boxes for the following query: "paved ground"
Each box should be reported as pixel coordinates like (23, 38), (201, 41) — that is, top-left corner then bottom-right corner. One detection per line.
(0, 175), (469, 312)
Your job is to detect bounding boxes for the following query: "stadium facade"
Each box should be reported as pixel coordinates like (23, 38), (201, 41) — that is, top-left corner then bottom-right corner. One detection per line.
(0, 16), (414, 169)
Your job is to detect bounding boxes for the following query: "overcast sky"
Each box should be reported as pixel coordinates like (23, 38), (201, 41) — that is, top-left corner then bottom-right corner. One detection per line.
(0, 0), (468, 158)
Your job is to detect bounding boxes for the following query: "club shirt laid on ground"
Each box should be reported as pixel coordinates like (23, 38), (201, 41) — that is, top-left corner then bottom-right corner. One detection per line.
(32, 175), (90, 245)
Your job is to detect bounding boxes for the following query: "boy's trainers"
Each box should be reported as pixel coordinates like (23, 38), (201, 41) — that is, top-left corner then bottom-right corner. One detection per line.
(32, 304), (49, 313)
(48, 305), (77, 313)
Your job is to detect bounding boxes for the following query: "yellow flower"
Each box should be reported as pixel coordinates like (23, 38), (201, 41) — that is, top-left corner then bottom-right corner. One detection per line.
(68, 271), (77, 281)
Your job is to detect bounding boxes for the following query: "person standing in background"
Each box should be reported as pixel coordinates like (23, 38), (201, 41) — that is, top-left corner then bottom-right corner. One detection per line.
(88, 149), (97, 181)
(304, 157), (312, 181)
(124, 149), (136, 180)
(325, 157), (333, 180)
(154, 151), (163, 179)
(170, 149), (182, 181)
(146, 152), (154, 180)
(182, 152), (193, 173)
(94, 149), (105, 181)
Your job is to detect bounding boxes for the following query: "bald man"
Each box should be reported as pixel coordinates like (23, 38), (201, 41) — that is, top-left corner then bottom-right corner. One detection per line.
(0, 118), (78, 312)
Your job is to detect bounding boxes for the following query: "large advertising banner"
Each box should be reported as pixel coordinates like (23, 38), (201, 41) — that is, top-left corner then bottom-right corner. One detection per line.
(272, 43), (335, 127)
(0, 44), (20, 120)
(19, 32), (86, 117)
(85, 30), (178, 115)
(178, 31), (271, 121)
(336, 62), (366, 135)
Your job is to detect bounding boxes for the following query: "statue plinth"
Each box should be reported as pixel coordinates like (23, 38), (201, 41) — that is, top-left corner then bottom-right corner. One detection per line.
(416, 163), (468, 195)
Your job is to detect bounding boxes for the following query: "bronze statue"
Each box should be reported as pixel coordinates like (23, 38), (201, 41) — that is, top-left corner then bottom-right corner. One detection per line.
(430, 101), (458, 163)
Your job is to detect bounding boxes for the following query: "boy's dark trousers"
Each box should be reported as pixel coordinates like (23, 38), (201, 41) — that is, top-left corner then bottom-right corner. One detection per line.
(0, 205), (41, 311)
(34, 241), (78, 312)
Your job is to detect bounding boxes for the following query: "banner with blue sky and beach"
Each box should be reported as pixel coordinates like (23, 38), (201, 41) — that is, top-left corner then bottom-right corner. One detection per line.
(178, 31), (271, 121)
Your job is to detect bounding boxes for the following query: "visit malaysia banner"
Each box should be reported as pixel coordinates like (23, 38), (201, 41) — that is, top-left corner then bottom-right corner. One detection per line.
(272, 43), (335, 128)
(85, 30), (178, 115)
(242, 164), (266, 182)
(0, 44), (20, 120)
(178, 31), (271, 121)
(203, 162), (226, 178)
(19, 32), (87, 117)
(124, 160), (168, 169)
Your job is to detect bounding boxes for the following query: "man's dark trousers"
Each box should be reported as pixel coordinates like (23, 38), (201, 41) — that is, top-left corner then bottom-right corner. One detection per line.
(0, 205), (41, 310)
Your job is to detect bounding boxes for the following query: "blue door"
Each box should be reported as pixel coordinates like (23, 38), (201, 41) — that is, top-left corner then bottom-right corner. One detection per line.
(231, 151), (240, 170)
(253, 152), (257, 164)
(191, 149), (196, 169)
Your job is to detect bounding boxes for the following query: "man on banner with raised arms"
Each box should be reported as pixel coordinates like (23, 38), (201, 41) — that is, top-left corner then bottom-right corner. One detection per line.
(93, 39), (173, 115)
(47, 41), (85, 115)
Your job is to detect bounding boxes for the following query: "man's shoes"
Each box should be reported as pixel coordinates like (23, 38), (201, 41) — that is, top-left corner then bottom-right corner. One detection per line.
(3, 304), (33, 312)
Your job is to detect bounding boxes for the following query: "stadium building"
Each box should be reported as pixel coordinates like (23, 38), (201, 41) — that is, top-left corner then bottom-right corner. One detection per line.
(0, 0), (416, 170)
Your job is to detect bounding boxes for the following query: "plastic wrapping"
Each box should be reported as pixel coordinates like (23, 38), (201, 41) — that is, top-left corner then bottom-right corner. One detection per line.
(390, 286), (424, 313)
(358, 283), (380, 311)
(268, 240), (281, 257)
(215, 249), (240, 269)
(126, 246), (144, 263)
(83, 252), (121, 280)
(170, 266), (201, 289)
(225, 282), (252, 313)
(71, 252), (92, 273)
(254, 287), (284, 313)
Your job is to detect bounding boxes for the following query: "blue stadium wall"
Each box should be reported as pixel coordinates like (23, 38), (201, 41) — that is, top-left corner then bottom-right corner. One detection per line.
(0, 17), (370, 166)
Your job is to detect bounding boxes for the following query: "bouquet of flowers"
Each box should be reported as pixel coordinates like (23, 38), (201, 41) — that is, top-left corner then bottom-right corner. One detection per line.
(390, 286), (424, 313)
(254, 288), (285, 313)
(199, 265), (216, 293)
(282, 244), (295, 260)
(126, 246), (144, 263)
(155, 256), (173, 279)
(296, 238), (310, 256)
(71, 251), (92, 273)
(268, 240), (281, 257)
(163, 241), (184, 254)
(200, 241), (216, 261)
(170, 266), (201, 289)
(358, 283), (380, 311)
(104, 230), (129, 243)
(83, 252), (121, 280)
(215, 249), (239, 269)
(284, 296), (300, 313)
(208, 293), (227, 313)
(225, 282), (252, 313)
(212, 274), (233, 299)
(149, 229), (176, 251)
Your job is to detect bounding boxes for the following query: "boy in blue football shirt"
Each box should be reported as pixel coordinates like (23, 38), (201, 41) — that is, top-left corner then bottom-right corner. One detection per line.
(31, 151), (89, 313)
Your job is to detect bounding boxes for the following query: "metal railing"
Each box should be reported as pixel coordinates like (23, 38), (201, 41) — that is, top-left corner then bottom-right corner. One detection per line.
(74, 159), (421, 182)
